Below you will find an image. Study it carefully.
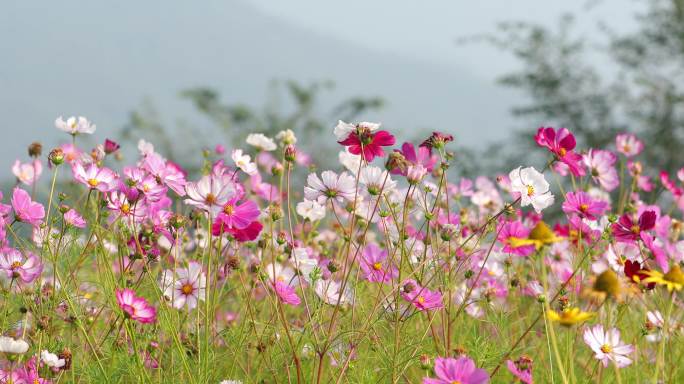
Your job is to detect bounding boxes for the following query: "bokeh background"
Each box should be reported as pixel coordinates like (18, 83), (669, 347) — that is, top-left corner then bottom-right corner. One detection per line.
(5, 0), (682, 176)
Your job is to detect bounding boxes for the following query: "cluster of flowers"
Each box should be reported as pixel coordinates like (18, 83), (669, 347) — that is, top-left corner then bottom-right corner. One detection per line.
(0, 115), (681, 383)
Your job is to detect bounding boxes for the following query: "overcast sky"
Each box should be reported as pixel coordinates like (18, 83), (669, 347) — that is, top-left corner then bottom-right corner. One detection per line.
(0, 0), (641, 169)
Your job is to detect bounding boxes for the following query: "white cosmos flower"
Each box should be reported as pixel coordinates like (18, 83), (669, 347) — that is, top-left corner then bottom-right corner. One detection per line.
(509, 166), (554, 213)
(292, 247), (319, 283)
(55, 116), (96, 135)
(276, 129), (297, 145)
(296, 199), (326, 221)
(41, 349), (66, 368)
(246, 133), (277, 151)
(583, 325), (634, 368)
(0, 336), (29, 354)
(359, 166), (396, 196)
(339, 149), (363, 173)
(160, 261), (207, 310)
(138, 139), (155, 156)
(304, 171), (356, 205)
(314, 279), (353, 305)
(231, 149), (257, 175)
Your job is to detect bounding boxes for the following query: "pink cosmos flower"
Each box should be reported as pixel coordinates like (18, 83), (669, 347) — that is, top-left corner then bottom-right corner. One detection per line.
(498, 221), (535, 257)
(160, 261), (206, 310)
(401, 279), (443, 311)
(142, 153), (187, 196)
(212, 219), (263, 242)
(115, 288), (157, 324)
(423, 356), (489, 384)
(506, 357), (533, 384)
(359, 243), (398, 283)
(391, 142), (437, 175)
(12, 159), (42, 185)
(583, 149), (619, 191)
(103, 138), (120, 154)
(338, 124), (396, 162)
(11, 187), (45, 226)
(272, 280), (301, 306)
(64, 209), (86, 228)
(561, 191), (609, 221)
(184, 174), (237, 216)
(583, 325), (634, 368)
(615, 133), (643, 157)
(535, 127), (585, 177)
(72, 163), (118, 192)
(611, 210), (656, 244)
(215, 198), (260, 230)
(0, 248), (43, 284)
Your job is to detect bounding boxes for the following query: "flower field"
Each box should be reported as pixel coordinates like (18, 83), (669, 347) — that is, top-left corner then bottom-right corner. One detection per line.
(0, 118), (682, 383)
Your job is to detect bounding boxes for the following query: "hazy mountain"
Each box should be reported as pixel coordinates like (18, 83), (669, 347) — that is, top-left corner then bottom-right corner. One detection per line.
(0, 0), (516, 170)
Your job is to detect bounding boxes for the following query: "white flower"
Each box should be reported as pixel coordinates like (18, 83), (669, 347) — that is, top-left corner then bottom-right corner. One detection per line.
(160, 261), (207, 310)
(583, 325), (634, 368)
(292, 247), (319, 283)
(12, 159), (42, 185)
(359, 166), (395, 196)
(276, 129), (297, 145)
(296, 199), (326, 221)
(0, 336), (29, 354)
(333, 120), (380, 140)
(231, 149), (257, 175)
(246, 133), (277, 151)
(41, 349), (66, 368)
(339, 149), (363, 173)
(314, 279), (353, 305)
(509, 166), (554, 213)
(304, 171), (356, 204)
(138, 139), (155, 156)
(55, 116), (96, 135)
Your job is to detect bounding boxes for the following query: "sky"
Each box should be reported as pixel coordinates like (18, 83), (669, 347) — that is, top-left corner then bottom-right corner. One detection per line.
(0, 0), (641, 169)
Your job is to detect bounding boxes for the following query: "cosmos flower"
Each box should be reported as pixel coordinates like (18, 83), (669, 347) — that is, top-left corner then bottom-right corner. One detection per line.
(583, 149), (619, 191)
(215, 198), (260, 230)
(11, 187), (45, 226)
(534, 127), (585, 177)
(0, 248), (43, 284)
(615, 133), (643, 157)
(12, 159), (42, 185)
(41, 350), (66, 368)
(115, 288), (157, 324)
(509, 166), (554, 213)
(392, 142), (438, 175)
(611, 210), (656, 244)
(359, 243), (397, 283)
(272, 280), (301, 306)
(583, 325), (634, 368)
(642, 265), (684, 292)
(296, 199), (326, 221)
(55, 116), (96, 135)
(401, 279), (443, 311)
(64, 209), (86, 228)
(72, 163), (118, 192)
(185, 174), (237, 216)
(160, 261), (207, 310)
(359, 166), (396, 196)
(561, 191), (609, 221)
(422, 356), (489, 384)
(337, 121), (395, 162)
(304, 171), (356, 205)
(231, 149), (257, 175)
(246, 133), (277, 151)
(0, 336), (29, 354)
(547, 307), (593, 326)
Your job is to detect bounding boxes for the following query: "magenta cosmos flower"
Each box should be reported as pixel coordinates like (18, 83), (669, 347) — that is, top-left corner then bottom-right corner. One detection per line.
(423, 356), (489, 384)
(336, 121), (395, 162)
(401, 279), (443, 311)
(116, 288), (157, 324)
(272, 280), (301, 306)
(561, 191), (609, 221)
(72, 163), (118, 192)
(534, 127), (585, 177)
(11, 187), (44, 226)
(359, 243), (398, 283)
(615, 133), (643, 157)
(391, 142), (438, 175)
(612, 210), (656, 244)
(497, 220), (535, 257)
(214, 198), (260, 230)
(0, 248), (43, 284)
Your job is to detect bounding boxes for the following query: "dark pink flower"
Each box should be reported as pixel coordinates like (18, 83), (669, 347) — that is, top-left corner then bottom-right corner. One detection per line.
(401, 279), (443, 311)
(420, 131), (454, 152)
(215, 198), (260, 230)
(612, 210), (656, 244)
(423, 356), (489, 384)
(338, 128), (395, 162)
(391, 142), (438, 175)
(212, 220), (263, 242)
(103, 139), (120, 154)
(561, 191), (609, 221)
(498, 221), (535, 257)
(535, 127), (585, 177)
(11, 187), (44, 226)
(359, 243), (398, 283)
(116, 288), (156, 324)
(272, 280), (301, 306)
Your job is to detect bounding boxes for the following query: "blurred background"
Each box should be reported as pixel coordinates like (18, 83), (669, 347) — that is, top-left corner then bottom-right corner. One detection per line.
(3, 0), (683, 176)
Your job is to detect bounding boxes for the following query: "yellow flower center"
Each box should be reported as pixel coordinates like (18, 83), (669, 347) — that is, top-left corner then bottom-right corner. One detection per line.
(526, 185), (535, 197)
(372, 262), (382, 271)
(600, 344), (613, 353)
(87, 178), (99, 187)
(121, 204), (131, 214)
(579, 204), (589, 212)
(181, 283), (194, 295)
(559, 148), (567, 157)
(630, 225), (640, 234)
(224, 204), (235, 215)
(205, 193), (216, 205)
(417, 296), (425, 304)
(10, 261), (22, 269)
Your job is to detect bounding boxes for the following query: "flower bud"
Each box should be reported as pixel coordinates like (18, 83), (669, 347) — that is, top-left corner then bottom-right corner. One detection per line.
(28, 142), (42, 158)
(49, 148), (65, 166)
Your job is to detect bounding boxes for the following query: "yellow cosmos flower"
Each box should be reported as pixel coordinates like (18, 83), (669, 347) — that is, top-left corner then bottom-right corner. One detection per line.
(508, 221), (562, 250)
(547, 307), (594, 327)
(642, 265), (684, 292)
